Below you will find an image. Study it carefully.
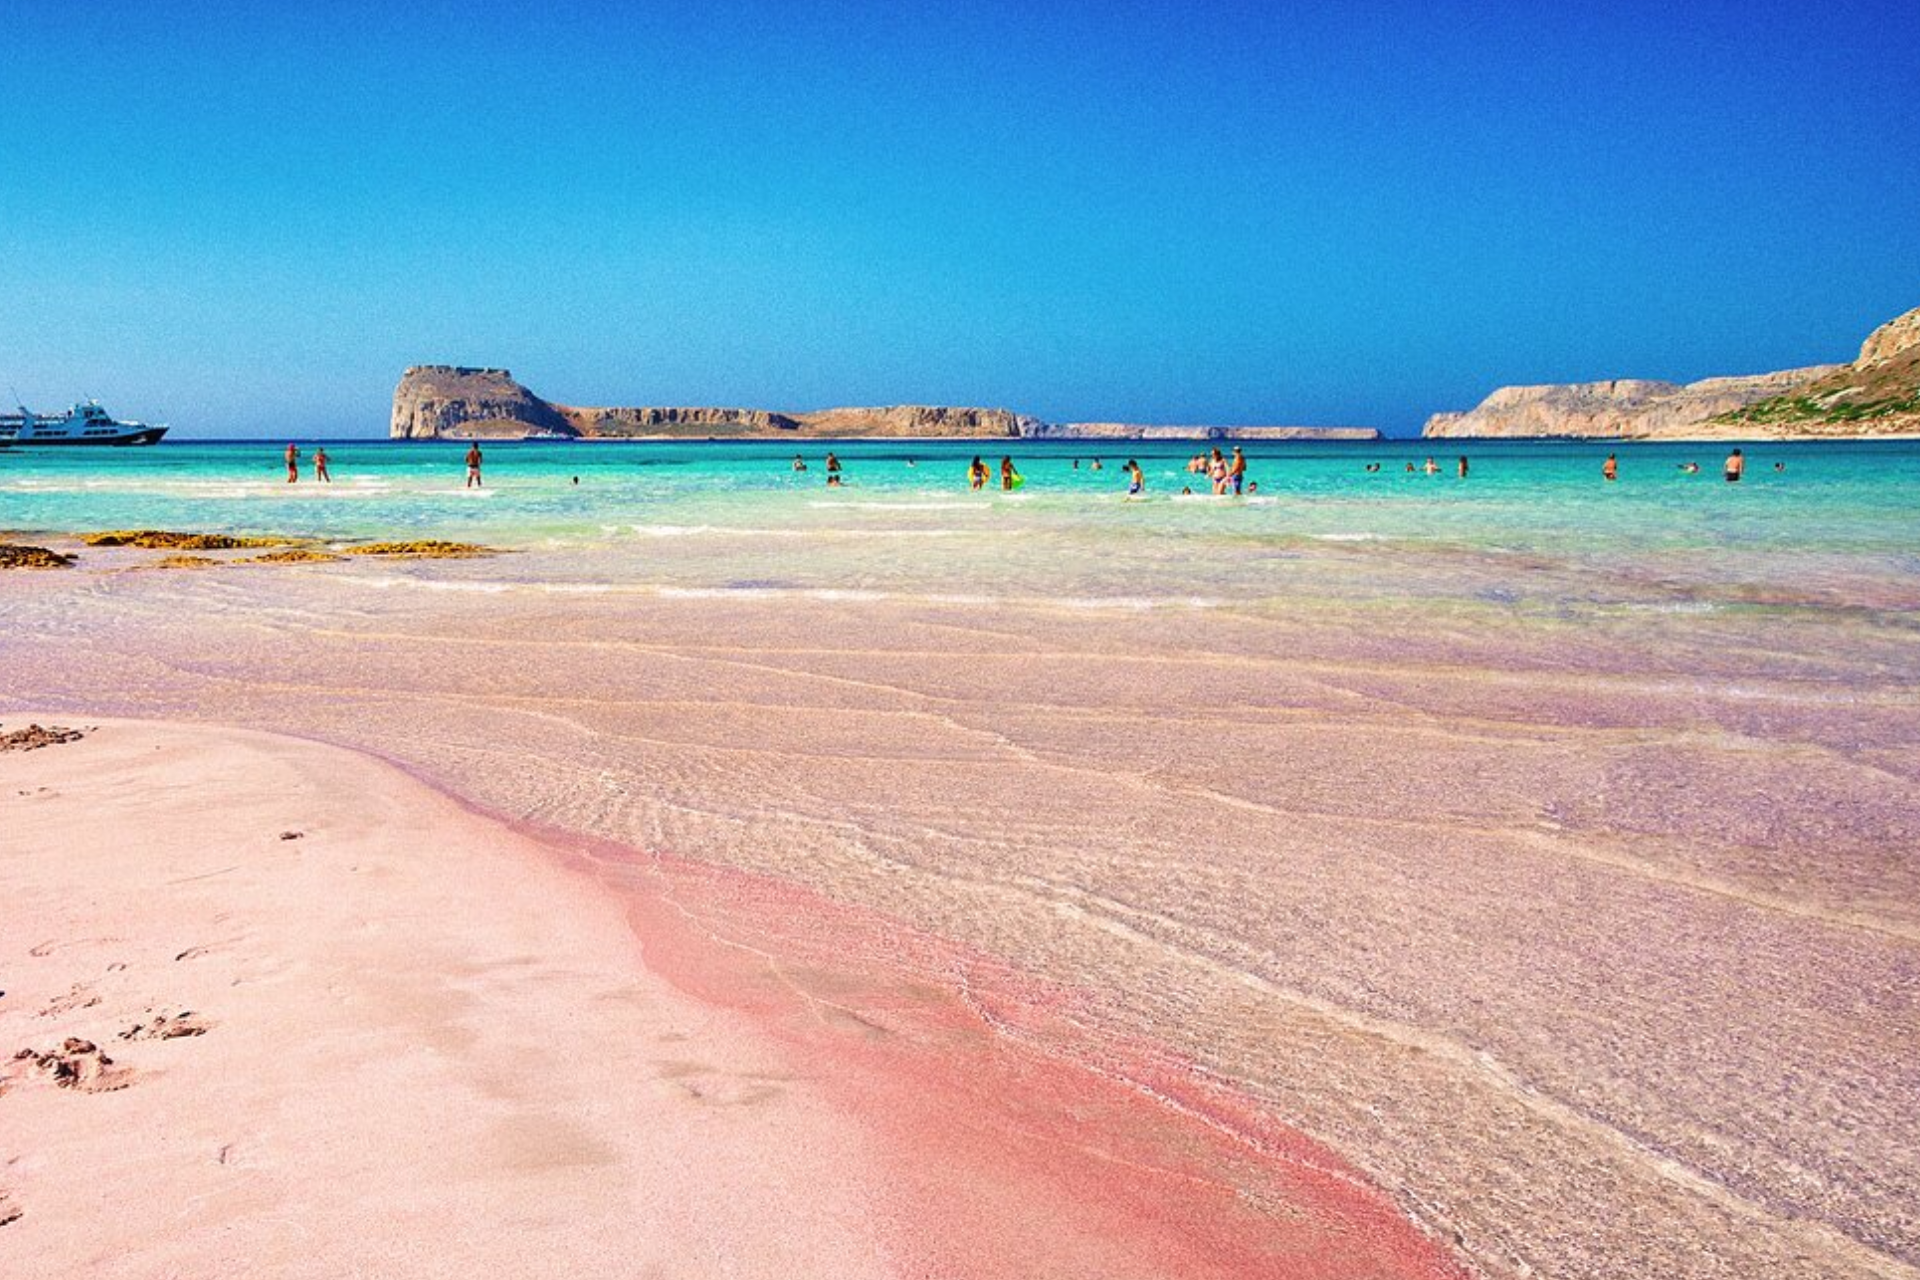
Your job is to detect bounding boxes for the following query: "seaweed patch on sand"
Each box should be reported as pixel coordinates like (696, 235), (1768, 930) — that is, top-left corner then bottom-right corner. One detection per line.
(0, 544), (73, 570)
(83, 530), (303, 551)
(0, 724), (87, 753)
(345, 540), (498, 558)
(244, 548), (344, 564)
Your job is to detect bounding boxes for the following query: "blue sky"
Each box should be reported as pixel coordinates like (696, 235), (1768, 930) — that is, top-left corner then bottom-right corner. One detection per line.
(2, 1), (1915, 437)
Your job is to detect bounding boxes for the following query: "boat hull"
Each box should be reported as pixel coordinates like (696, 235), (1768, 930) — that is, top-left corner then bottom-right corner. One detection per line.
(0, 426), (168, 447)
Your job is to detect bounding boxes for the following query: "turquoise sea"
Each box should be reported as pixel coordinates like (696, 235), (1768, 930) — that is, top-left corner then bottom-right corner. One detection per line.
(4, 437), (1919, 609)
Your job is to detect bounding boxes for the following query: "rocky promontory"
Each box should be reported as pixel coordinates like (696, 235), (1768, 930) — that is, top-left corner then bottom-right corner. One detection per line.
(1424, 303), (1919, 439)
(390, 367), (1379, 441)
(391, 368), (1044, 440)
(1031, 422), (1381, 442)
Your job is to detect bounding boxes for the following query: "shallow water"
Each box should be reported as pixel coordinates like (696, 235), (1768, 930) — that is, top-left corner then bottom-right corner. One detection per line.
(4, 436), (1919, 1280)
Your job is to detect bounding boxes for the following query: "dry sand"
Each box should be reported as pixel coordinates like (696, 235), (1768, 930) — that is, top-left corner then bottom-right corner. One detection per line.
(0, 719), (904, 1278)
(0, 718), (1461, 1279)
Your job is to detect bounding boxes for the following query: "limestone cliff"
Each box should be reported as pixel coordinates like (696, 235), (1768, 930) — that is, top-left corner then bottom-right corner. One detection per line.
(390, 367), (575, 439)
(391, 367), (1044, 440)
(1422, 368), (1836, 440)
(1717, 305), (1920, 435)
(1031, 422), (1380, 441)
(1425, 303), (1920, 439)
(391, 367), (1390, 441)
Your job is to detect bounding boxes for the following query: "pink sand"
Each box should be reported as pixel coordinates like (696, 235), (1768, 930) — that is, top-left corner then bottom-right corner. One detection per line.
(0, 719), (1461, 1278)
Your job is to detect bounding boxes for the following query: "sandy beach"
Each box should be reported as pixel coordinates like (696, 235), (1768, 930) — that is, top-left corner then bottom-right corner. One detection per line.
(0, 717), (1464, 1279)
(3, 439), (1918, 1279)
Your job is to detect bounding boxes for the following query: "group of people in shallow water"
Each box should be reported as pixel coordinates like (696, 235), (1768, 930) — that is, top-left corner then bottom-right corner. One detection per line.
(283, 442), (333, 484)
(1602, 447), (1778, 482)
(283, 442), (489, 487)
(278, 443), (1790, 493)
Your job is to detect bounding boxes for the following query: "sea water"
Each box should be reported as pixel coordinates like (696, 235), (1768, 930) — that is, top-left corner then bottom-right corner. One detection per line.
(4, 438), (1918, 611)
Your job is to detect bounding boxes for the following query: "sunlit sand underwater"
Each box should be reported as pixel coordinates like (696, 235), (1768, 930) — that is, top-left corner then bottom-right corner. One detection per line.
(5, 436), (1919, 1279)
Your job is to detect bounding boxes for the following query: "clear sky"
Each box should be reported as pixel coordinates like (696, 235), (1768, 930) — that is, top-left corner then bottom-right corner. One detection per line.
(2, 0), (1916, 438)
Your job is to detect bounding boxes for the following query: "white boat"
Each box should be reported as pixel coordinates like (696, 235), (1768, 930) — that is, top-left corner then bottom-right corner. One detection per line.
(0, 400), (168, 447)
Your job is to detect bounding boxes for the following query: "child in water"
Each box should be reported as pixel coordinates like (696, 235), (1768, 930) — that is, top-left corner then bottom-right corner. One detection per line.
(1125, 459), (1144, 497)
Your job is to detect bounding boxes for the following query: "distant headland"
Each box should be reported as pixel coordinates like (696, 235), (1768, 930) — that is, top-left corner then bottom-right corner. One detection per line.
(389, 367), (1382, 443)
(1425, 303), (1920, 440)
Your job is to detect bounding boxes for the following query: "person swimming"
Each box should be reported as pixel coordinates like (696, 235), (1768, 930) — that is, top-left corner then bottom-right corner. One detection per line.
(792, 454), (807, 471)
(1125, 458), (1144, 497)
(1365, 462), (1381, 473)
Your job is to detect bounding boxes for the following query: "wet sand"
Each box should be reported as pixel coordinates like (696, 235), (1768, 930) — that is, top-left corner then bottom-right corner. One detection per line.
(3, 537), (1918, 1279)
(0, 718), (1462, 1279)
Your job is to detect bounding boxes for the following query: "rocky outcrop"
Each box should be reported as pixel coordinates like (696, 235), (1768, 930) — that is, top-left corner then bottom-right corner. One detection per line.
(797, 405), (1039, 437)
(1718, 306), (1920, 435)
(1031, 422), (1380, 441)
(566, 406), (802, 434)
(392, 367), (1390, 441)
(390, 367), (575, 439)
(1856, 306), (1920, 368)
(1423, 369), (1835, 439)
(391, 367), (1042, 439)
(1425, 303), (1920, 439)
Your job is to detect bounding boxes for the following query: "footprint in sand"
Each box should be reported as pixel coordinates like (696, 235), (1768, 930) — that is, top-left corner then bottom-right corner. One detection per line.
(15, 1039), (136, 1093)
(119, 1010), (212, 1041)
(0, 1190), (20, 1228)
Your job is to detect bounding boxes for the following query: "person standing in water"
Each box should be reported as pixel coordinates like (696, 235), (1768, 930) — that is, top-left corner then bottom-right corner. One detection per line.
(1125, 458), (1144, 497)
(824, 452), (842, 483)
(313, 446), (331, 484)
(1457, 456), (1469, 479)
(1602, 453), (1618, 482)
(1423, 456), (1440, 475)
(465, 442), (483, 488)
(968, 456), (989, 490)
(1725, 448), (1745, 483)
(1000, 456), (1018, 491)
(284, 443), (300, 483)
(1229, 446), (1247, 495)
(791, 454), (807, 472)
(1208, 448), (1229, 494)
